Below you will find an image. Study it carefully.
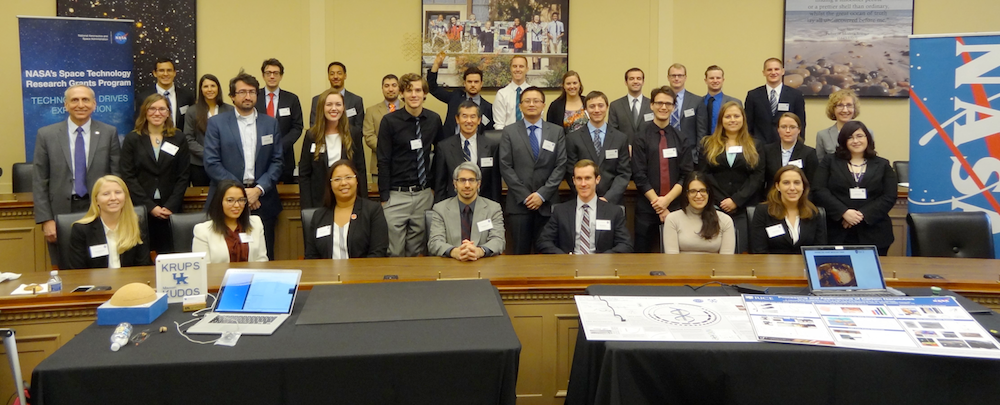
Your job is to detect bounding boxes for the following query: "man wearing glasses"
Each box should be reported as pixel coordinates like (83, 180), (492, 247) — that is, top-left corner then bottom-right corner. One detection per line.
(608, 68), (652, 145)
(630, 86), (694, 253)
(427, 162), (505, 261)
(432, 101), (501, 204)
(136, 57), (195, 132)
(665, 63), (704, 149)
(204, 70), (283, 260)
(255, 58), (303, 184)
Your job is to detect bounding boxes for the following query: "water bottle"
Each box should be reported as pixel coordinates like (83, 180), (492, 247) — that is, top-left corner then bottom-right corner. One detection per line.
(48, 270), (62, 293)
(110, 322), (132, 352)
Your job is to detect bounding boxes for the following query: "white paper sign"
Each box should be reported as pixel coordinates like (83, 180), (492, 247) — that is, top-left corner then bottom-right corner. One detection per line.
(346, 108), (358, 117)
(480, 157), (494, 167)
(262, 135), (274, 145)
(89, 244), (109, 258)
(279, 107), (291, 117)
(663, 148), (677, 158)
(789, 159), (803, 168)
(850, 188), (868, 199)
(595, 219), (611, 231)
(727, 146), (743, 154)
(239, 233), (252, 243)
(160, 142), (179, 156)
(777, 103), (790, 112)
(542, 140), (555, 152)
(410, 139), (423, 150)
(316, 225), (332, 238)
(644, 112), (654, 122)
(155, 252), (208, 304)
(605, 149), (618, 159)
(477, 219), (494, 232)
(765, 224), (786, 238)
(683, 108), (695, 118)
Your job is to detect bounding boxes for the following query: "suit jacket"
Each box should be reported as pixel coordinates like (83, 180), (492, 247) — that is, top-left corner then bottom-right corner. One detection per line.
(362, 101), (398, 176)
(536, 199), (633, 254)
(427, 69), (495, 142)
(68, 219), (152, 269)
(191, 216), (268, 263)
(303, 198), (389, 259)
(136, 86), (196, 133)
(297, 130), (368, 209)
(815, 124), (840, 163)
(761, 141), (819, 191)
(427, 196), (505, 257)
(698, 139), (766, 210)
(632, 123), (694, 214)
(183, 103), (235, 166)
(498, 120), (567, 216)
(433, 133), (501, 204)
(564, 125), (632, 205)
(256, 89), (304, 180)
(744, 85), (806, 145)
(310, 89), (365, 148)
(695, 93), (742, 138)
(119, 130), (191, 213)
(33, 119), (121, 223)
(813, 156), (897, 249)
(676, 90), (705, 147)
(608, 95), (652, 145)
(203, 111), (284, 219)
(749, 203), (827, 254)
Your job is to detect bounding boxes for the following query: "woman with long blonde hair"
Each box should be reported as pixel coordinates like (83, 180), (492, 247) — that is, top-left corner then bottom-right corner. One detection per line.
(68, 175), (151, 269)
(299, 89), (367, 208)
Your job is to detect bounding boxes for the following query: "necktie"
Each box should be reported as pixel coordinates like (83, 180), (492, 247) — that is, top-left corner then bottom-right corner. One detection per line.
(415, 117), (426, 186)
(267, 93), (275, 117)
(461, 205), (472, 241)
(670, 102), (681, 131)
(577, 204), (592, 254)
(528, 125), (539, 160)
(592, 129), (603, 159)
(463, 139), (472, 162)
(631, 99), (639, 127)
(658, 129), (671, 196)
(389, 102), (396, 112)
(74, 127), (88, 196)
(706, 96), (716, 135)
(515, 87), (523, 121)
(769, 89), (778, 115)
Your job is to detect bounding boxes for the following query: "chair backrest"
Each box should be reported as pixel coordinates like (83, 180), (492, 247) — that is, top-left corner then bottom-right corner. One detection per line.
(56, 206), (147, 269)
(483, 129), (502, 144)
(168, 212), (207, 254)
(893, 160), (909, 184)
(12, 163), (33, 193)
(731, 210), (749, 254)
(907, 211), (995, 259)
(300, 207), (322, 253)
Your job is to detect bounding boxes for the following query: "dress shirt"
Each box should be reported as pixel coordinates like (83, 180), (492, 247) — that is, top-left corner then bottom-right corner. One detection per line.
(574, 196), (598, 254)
(524, 117), (546, 202)
(493, 81), (531, 129)
(385, 99), (402, 111)
(586, 121), (607, 147)
(223, 225), (249, 263)
(460, 133), (478, 164)
(767, 83), (784, 104)
(67, 118), (92, 189)
(324, 133), (344, 167)
(102, 221), (121, 269)
(547, 20), (564, 39)
(236, 109), (258, 184)
(265, 88), (280, 117)
(156, 84), (179, 126)
(781, 142), (795, 166)
(627, 94), (642, 117)
(377, 108), (440, 200)
(785, 216), (800, 244)
(705, 93), (723, 134)
(331, 221), (350, 259)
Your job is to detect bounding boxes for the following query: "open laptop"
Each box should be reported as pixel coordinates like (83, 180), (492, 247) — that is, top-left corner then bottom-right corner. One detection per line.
(187, 269), (302, 335)
(802, 246), (905, 296)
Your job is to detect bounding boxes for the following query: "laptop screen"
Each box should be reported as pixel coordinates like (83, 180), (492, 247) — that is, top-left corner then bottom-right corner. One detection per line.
(802, 246), (887, 291)
(214, 270), (301, 314)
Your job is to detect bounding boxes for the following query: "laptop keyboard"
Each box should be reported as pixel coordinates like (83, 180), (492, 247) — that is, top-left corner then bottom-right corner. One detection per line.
(210, 315), (278, 324)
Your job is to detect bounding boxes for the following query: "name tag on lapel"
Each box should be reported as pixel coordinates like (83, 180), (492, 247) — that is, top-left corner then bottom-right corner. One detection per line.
(663, 148), (677, 159)
(605, 149), (618, 159)
(777, 103), (790, 112)
(482, 115), (491, 126)
(316, 225), (332, 238)
(727, 146), (743, 154)
(765, 224), (786, 238)
(850, 188), (867, 199)
(788, 159), (803, 168)
(90, 244), (109, 258)
(279, 107), (291, 117)
(480, 157), (494, 167)
(346, 108), (358, 118)
(477, 219), (494, 232)
(595, 219), (611, 231)
(683, 108), (695, 118)
(239, 233), (252, 243)
(179, 105), (189, 115)
(160, 142), (179, 156)
(542, 140), (555, 152)
(262, 135), (274, 145)
(644, 112), (654, 122)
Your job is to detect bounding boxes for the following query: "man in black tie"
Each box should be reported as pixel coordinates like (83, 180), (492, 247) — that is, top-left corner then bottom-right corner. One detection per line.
(256, 58), (304, 184)
(135, 57), (195, 132)
(433, 100), (501, 204)
(537, 160), (633, 254)
(427, 51), (495, 143)
(745, 58), (806, 145)
(608, 68), (653, 145)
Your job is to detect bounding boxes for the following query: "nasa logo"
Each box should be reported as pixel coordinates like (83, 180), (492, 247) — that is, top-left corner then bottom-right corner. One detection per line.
(114, 31), (128, 44)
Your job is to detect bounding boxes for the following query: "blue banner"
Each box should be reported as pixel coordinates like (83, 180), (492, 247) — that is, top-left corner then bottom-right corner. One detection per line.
(908, 33), (1000, 254)
(19, 17), (134, 161)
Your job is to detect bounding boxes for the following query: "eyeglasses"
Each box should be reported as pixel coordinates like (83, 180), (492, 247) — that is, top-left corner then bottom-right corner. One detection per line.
(652, 101), (674, 108)
(454, 178), (479, 185)
(687, 189), (708, 196)
(235, 89), (257, 96)
(668, 74), (686, 79)
(778, 125), (799, 131)
(148, 107), (169, 114)
(330, 175), (358, 183)
(263, 71), (281, 77)
(521, 99), (544, 105)
(835, 104), (855, 110)
(224, 198), (248, 206)
(848, 133), (867, 140)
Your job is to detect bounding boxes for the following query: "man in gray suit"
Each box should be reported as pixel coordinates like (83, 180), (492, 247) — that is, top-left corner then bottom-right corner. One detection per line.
(427, 162), (505, 260)
(695, 65), (742, 162)
(608, 67), (652, 145)
(666, 63), (705, 147)
(33, 84), (121, 267)
(499, 86), (567, 254)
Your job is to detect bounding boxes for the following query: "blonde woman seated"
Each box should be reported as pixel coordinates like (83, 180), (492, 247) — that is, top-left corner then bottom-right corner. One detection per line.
(192, 180), (268, 263)
(750, 165), (827, 254)
(663, 171), (736, 254)
(68, 175), (152, 269)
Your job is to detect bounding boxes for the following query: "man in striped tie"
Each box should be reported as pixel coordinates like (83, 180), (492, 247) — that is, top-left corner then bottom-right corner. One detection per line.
(432, 101), (501, 204)
(536, 160), (633, 254)
(744, 57), (806, 145)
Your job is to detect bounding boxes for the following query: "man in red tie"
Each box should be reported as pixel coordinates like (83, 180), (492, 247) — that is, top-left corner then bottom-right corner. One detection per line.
(256, 58), (304, 184)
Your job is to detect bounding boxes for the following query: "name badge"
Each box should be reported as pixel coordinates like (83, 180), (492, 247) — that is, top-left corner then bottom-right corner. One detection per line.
(542, 140), (555, 152)
(850, 188), (867, 199)
(788, 159), (803, 168)
(482, 115), (491, 126)
(777, 103), (790, 112)
(179, 105), (189, 115)
(477, 219), (494, 232)
(765, 224), (786, 238)
(595, 219), (611, 231)
(683, 108), (695, 118)
(239, 233), (252, 243)
(727, 146), (743, 154)
(644, 112), (654, 122)
(310, 143), (316, 153)
(346, 108), (358, 118)
(279, 107), (291, 117)
(480, 157), (494, 167)
(160, 142), (179, 156)
(410, 139), (423, 150)
(316, 225), (332, 238)
(89, 244), (109, 258)
(262, 135), (274, 145)
(605, 149), (618, 159)
(663, 148), (677, 159)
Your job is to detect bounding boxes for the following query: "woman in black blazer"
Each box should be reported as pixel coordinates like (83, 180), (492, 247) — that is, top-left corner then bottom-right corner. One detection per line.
(698, 101), (765, 217)
(304, 160), (388, 259)
(69, 175), (152, 269)
(762, 112), (818, 191)
(750, 165), (827, 254)
(121, 93), (190, 252)
(813, 121), (897, 255)
(183, 74), (233, 186)
(299, 89), (367, 209)
(545, 70), (587, 133)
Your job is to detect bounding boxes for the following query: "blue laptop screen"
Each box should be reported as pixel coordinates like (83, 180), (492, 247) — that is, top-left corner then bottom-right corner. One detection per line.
(215, 271), (298, 314)
(803, 247), (887, 291)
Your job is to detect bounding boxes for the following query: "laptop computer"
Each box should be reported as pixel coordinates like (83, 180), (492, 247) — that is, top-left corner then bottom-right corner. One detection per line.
(801, 246), (905, 297)
(187, 269), (302, 335)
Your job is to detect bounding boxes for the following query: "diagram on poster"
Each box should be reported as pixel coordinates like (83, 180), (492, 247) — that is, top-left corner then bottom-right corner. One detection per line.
(575, 296), (757, 342)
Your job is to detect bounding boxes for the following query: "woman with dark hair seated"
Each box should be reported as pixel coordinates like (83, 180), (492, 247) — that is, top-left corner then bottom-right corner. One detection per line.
(192, 180), (268, 263)
(304, 159), (389, 259)
(750, 165), (827, 254)
(663, 171), (736, 254)
(69, 175), (152, 269)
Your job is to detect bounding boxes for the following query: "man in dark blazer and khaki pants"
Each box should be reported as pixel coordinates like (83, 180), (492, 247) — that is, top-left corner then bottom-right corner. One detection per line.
(256, 58), (303, 184)
(745, 58), (806, 145)
(564, 91), (631, 205)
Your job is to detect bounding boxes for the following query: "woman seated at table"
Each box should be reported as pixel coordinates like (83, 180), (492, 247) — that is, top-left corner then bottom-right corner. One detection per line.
(545, 71), (588, 133)
(69, 175), (152, 269)
(192, 180), (268, 263)
(304, 159), (388, 259)
(299, 88), (367, 209)
(762, 112), (818, 192)
(664, 171), (736, 254)
(750, 166), (827, 254)
(813, 121), (897, 255)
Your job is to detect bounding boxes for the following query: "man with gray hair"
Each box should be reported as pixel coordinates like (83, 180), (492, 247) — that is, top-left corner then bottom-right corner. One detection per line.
(427, 161), (505, 260)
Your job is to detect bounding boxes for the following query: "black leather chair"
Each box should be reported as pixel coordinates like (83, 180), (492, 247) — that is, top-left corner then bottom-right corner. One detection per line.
(300, 207), (322, 253)
(56, 206), (147, 269)
(12, 163), (33, 193)
(907, 212), (995, 259)
(483, 129), (503, 144)
(893, 160), (909, 184)
(168, 212), (207, 254)
(745, 205), (757, 252)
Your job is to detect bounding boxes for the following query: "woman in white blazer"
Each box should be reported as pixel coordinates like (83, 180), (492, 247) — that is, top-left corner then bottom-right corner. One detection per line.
(192, 180), (268, 263)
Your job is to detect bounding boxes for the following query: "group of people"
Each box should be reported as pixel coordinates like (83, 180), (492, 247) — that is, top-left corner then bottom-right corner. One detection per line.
(427, 11), (565, 54)
(31, 54), (897, 272)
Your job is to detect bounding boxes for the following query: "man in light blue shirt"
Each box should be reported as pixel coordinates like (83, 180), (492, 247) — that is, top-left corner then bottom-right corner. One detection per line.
(546, 11), (565, 53)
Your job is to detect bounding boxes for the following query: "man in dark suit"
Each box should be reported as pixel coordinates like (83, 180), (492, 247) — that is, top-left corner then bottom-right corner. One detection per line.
(427, 162), (506, 260)
(537, 160), (632, 254)
(666, 63), (705, 147)
(564, 91), (631, 205)
(745, 58), (806, 145)
(309, 62), (364, 146)
(697, 65), (742, 138)
(499, 86), (567, 254)
(135, 57), (195, 133)
(608, 67), (653, 145)
(427, 51), (495, 143)
(204, 70), (283, 260)
(256, 58), (303, 184)
(33, 85), (121, 267)
(433, 100), (501, 204)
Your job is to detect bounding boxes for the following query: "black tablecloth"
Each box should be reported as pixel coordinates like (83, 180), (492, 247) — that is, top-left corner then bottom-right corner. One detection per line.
(30, 284), (520, 405)
(565, 285), (1000, 405)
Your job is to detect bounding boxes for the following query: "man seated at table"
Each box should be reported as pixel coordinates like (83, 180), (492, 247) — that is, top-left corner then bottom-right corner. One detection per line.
(537, 160), (632, 254)
(428, 162), (505, 261)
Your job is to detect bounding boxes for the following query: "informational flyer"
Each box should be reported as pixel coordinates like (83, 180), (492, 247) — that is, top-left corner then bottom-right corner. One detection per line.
(575, 296), (757, 342)
(744, 295), (1000, 359)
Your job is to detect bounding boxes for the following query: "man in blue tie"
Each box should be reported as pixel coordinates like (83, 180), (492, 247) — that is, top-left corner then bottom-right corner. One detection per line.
(432, 101), (501, 204)
(492, 55), (530, 130)
(744, 58), (807, 145)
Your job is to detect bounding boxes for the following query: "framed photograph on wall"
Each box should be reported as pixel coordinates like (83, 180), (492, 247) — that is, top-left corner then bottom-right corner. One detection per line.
(783, 0), (913, 97)
(422, 0), (570, 89)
